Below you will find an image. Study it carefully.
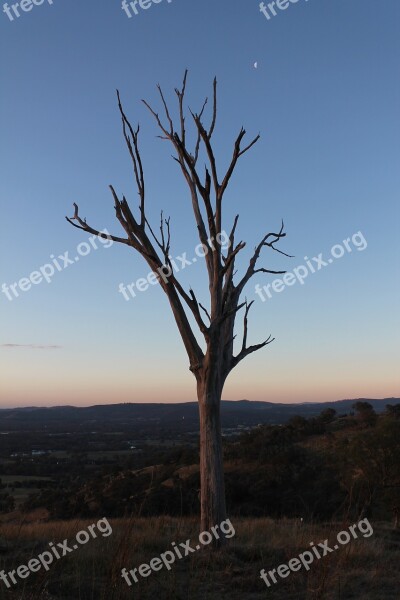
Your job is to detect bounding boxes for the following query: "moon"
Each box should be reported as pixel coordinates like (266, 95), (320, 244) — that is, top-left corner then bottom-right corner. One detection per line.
(254, 62), (258, 69)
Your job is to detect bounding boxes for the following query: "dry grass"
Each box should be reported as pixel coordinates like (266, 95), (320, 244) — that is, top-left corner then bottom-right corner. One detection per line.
(0, 516), (398, 599)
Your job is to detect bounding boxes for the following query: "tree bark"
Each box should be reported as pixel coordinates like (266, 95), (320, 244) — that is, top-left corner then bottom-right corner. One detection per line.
(394, 508), (399, 530)
(197, 373), (227, 543)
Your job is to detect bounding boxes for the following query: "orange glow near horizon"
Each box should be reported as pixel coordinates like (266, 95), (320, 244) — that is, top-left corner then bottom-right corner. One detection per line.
(1, 338), (399, 409)
(1, 373), (398, 409)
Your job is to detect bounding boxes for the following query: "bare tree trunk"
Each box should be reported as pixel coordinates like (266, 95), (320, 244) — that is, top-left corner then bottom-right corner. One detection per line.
(198, 376), (227, 542)
(67, 73), (290, 546)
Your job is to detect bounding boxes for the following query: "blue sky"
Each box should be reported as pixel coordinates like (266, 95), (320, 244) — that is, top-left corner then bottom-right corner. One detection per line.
(1, 0), (399, 407)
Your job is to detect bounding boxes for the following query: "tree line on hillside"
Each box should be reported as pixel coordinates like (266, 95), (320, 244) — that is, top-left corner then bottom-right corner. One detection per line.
(15, 403), (400, 528)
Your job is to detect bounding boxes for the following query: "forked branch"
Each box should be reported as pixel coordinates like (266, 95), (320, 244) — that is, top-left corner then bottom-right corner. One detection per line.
(66, 72), (291, 380)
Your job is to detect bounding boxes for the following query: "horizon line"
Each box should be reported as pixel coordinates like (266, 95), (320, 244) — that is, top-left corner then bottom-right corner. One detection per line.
(0, 396), (399, 411)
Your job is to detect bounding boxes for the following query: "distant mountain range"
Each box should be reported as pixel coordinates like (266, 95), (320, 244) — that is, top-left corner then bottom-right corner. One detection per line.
(0, 398), (398, 434)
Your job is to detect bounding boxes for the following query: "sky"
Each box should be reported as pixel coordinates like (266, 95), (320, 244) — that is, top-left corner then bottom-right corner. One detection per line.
(0, 0), (399, 408)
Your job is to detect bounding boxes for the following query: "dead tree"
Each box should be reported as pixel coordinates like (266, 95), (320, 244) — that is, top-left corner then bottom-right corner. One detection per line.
(66, 72), (291, 541)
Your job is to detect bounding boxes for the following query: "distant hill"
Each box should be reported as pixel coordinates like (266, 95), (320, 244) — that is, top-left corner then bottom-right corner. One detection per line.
(0, 398), (398, 434)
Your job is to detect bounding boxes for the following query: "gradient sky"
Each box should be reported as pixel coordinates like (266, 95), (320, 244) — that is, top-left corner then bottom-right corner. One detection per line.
(1, 0), (399, 407)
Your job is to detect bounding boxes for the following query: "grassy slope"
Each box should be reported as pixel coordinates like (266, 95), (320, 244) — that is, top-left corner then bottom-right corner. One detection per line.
(0, 516), (399, 600)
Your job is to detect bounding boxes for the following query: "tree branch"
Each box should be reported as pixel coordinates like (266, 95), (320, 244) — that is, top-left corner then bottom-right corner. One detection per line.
(235, 220), (292, 299)
(117, 91), (146, 227)
(231, 334), (275, 370)
(66, 72), (289, 384)
(65, 202), (132, 247)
